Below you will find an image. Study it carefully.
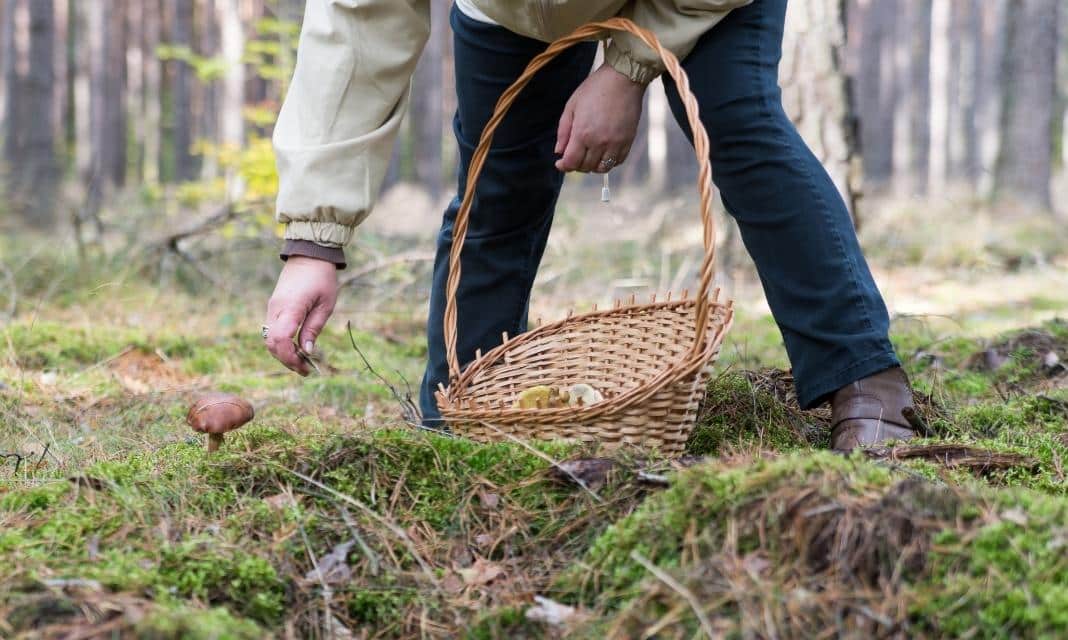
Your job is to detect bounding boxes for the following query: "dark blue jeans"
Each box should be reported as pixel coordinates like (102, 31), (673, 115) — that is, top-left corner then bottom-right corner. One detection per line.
(419, 0), (900, 425)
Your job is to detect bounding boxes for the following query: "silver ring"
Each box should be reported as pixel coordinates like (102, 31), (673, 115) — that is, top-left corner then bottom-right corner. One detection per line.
(261, 325), (270, 340)
(598, 157), (617, 171)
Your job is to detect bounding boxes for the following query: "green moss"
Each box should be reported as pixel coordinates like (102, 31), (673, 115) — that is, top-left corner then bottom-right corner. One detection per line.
(688, 372), (818, 455)
(915, 491), (1068, 637)
(133, 602), (266, 639)
(156, 544), (286, 624)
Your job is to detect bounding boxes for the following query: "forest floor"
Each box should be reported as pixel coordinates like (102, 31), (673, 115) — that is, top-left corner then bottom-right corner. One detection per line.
(1, 197), (1067, 638)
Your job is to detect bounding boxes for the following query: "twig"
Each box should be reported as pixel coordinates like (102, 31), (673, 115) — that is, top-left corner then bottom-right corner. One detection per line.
(636, 470), (671, 486)
(339, 506), (381, 577)
(630, 550), (718, 639)
(278, 465), (439, 586)
(1, 452), (26, 474)
(346, 321), (423, 427)
(339, 251), (434, 288)
(34, 443), (50, 472)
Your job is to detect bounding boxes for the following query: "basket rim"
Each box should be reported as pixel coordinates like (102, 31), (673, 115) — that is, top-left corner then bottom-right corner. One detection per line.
(437, 294), (734, 422)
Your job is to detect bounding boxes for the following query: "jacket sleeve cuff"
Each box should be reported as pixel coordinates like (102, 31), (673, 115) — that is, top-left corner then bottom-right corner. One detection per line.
(604, 40), (663, 85)
(280, 240), (347, 269)
(282, 219), (355, 248)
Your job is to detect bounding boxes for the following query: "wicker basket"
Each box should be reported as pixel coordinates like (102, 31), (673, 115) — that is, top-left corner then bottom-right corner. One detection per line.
(435, 18), (734, 455)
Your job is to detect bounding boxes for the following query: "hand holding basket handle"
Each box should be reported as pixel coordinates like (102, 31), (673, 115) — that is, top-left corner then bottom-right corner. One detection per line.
(438, 19), (732, 454)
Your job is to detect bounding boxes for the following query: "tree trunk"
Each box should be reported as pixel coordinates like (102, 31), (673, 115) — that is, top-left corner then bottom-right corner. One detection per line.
(781, 0), (861, 219)
(197, 0), (218, 179)
(891, 0), (931, 196)
(21, 0), (59, 224)
(2, 0), (24, 184)
(995, 0), (1058, 211)
(217, 0), (244, 147)
(851, 0), (897, 187)
(410, 0), (445, 196)
(126, 0), (145, 183)
(52, 0), (68, 152)
(143, 0), (161, 185)
(646, 81), (669, 193)
(927, 0), (951, 193)
(975, 0), (1009, 198)
(170, 0), (195, 181)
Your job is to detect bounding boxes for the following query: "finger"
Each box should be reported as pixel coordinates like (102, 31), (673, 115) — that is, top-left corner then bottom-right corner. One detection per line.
(579, 146), (604, 174)
(555, 102), (574, 155)
(555, 132), (588, 172)
(265, 308), (310, 375)
(298, 299), (335, 352)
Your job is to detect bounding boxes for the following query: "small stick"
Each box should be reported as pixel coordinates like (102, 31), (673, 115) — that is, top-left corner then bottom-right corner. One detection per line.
(631, 551), (716, 639)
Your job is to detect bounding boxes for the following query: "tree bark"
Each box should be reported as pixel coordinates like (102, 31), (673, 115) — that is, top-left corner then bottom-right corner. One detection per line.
(2, 0), (23, 181)
(22, 0), (59, 224)
(927, 0), (951, 192)
(781, 0), (861, 219)
(995, 0), (1058, 211)
(975, 0), (1009, 198)
(410, 0), (445, 196)
(217, 0), (244, 147)
(169, 0), (195, 181)
(851, 0), (897, 187)
(891, 0), (931, 195)
(143, 0), (162, 185)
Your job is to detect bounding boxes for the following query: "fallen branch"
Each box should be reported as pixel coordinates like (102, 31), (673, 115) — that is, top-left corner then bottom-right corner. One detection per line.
(147, 202), (236, 253)
(339, 251), (434, 288)
(864, 443), (1036, 474)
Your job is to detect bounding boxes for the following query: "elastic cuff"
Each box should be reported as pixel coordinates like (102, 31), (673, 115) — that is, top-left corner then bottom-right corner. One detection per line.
(604, 42), (662, 85)
(283, 220), (355, 248)
(280, 240), (347, 269)
(797, 350), (901, 409)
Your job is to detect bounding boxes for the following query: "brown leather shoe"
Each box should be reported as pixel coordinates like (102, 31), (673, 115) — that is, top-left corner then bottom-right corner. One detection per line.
(831, 367), (916, 452)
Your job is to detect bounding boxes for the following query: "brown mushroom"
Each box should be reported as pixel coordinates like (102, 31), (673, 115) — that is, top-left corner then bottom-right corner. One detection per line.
(186, 393), (254, 452)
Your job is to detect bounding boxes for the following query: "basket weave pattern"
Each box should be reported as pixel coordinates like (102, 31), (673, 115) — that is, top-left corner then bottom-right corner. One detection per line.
(435, 19), (734, 454)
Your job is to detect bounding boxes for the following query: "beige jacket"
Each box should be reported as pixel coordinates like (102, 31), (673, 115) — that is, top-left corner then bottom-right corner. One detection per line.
(274, 0), (751, 248)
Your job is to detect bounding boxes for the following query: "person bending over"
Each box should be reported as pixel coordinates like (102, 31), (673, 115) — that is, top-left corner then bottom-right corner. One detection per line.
(262, 0), (916, 452)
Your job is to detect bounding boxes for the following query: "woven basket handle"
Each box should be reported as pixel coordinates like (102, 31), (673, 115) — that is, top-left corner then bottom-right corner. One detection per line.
(444, 18), (717, 381)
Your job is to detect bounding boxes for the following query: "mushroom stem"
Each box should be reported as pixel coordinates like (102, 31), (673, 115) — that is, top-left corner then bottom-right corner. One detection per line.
(207, 433), (224, 452)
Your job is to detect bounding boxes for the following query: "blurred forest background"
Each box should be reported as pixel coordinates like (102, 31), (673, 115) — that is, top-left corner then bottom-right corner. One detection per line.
(1, 0), (1065, 235)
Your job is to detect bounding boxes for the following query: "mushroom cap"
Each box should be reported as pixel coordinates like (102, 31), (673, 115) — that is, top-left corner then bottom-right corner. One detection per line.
(186, 393), (254, 434)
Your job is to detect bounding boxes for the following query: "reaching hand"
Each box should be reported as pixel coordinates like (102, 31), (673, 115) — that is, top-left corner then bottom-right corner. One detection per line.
(555, 63), (646, 174)
(264, 256), (338, 375)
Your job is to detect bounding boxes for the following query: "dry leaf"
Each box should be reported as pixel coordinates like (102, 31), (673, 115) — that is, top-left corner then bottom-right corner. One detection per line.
(304, 540), (355, 585)
(442, 572), (465, 593)
(263, 493), (300, 510)
(457, 557), (505, 586)
(478, 491), (500, 509)
(525, 596), (581, 627)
